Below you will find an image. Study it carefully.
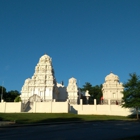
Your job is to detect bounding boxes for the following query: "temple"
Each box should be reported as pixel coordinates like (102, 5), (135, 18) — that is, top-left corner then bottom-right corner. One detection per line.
(102, 72), (124, 104)
(1, 54), (135, 116)
(21, 54), (124, 106)
(20, 54), (80, 104)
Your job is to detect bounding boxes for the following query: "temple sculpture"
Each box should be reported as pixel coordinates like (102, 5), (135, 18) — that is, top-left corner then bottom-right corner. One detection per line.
(102, 72), (124, 104)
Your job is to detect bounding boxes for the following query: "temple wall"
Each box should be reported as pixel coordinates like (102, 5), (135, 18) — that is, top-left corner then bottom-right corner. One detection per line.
(69, 99), (134, 116)
(0, 102), (5, 112)
(52, 102), (68, 113)
(0, 101), (135, 116)
(76, 105), (132, 116)
(0, 102), (22, 113)
(32, 101), (68, 113)
(35, 102), (52, 113)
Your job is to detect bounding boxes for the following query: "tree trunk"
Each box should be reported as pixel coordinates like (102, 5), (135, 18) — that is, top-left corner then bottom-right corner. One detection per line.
(136, 107), (139, 120)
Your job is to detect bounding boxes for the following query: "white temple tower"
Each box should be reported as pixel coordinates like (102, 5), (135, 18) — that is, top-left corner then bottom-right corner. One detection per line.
(21, 54), (58, 102)
(102, 72), (124, 104)
(67, 77), (78, 104)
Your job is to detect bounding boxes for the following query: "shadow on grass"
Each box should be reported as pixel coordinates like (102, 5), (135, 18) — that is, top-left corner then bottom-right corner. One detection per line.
(16, 118), (134, 124)
(16, 117), (83, 124)
(0, 117), (2, 121)
(127, 114), (140, 120)
(0, 113), (138, 125)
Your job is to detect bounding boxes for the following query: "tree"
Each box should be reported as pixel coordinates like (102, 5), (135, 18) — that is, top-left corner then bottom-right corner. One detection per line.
(0, 86), (20, 102)
(122, 73), (140, 120)
(81, 82), (103, 104)
(6, 90), (20, 102)
(92, 84), (103, 104)
(14, 96), (21, 102)
(81, 82), (93, 93)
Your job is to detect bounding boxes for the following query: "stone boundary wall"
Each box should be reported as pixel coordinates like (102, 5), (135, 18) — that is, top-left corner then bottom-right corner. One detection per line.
(0, 102), (22, 113)
(32, 101), (69, 113)
(0, 101), (69, 113)
(69, 99), (135, 116)
(0, 99), (135, 116)
(70, 104), (133, 116)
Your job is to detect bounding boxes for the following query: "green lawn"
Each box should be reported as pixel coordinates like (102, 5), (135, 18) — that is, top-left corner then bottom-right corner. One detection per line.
(0, 113), (136, 124)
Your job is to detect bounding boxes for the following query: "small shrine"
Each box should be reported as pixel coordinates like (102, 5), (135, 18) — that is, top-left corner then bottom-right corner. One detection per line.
(102, 72), (124, 104)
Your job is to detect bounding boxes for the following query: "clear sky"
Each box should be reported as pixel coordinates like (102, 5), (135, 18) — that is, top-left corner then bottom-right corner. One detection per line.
(0, 0), (140, 92)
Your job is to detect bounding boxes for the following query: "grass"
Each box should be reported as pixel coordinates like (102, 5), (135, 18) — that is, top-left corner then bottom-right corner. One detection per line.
(0, 113), (136, 124)
(0, 113), (139, 140)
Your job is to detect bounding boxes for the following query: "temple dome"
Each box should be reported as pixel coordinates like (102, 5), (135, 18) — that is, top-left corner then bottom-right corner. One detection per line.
(39, 54), (51, 62)
(69, 77), (77, 84)
(105, 72), (119, 82)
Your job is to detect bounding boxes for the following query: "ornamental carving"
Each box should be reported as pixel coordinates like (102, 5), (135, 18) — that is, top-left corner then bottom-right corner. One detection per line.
(21, 54), (57, 102)
(102, 72), (124, 102)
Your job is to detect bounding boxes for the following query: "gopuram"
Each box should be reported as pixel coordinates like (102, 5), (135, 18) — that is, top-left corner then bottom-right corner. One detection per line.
(102, 72), (124, 105)
(20, 54), (81, 104)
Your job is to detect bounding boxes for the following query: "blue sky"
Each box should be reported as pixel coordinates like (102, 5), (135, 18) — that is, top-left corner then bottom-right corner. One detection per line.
(0, 0), (140, 92)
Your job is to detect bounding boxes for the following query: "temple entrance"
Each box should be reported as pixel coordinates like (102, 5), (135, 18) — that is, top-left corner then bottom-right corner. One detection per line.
(29, 94), (42, 102)
(24, 94), (42, 112)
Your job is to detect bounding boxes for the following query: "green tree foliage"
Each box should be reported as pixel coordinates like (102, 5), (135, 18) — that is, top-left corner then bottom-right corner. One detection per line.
(14, 95), (21, 102)
(81, 82), (93, 93)
(92, 84), (103, 104)
(122, 73), (140, 120)
(0, 86), (20, 102)
(6, 90), (20, 102)
(81, 82), (103, 104)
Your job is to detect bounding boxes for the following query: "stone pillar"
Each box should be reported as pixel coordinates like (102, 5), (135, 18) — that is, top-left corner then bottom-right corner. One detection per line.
(108, 99), (111, 105)
(108, 99), (111, 111)
(94, 99), (97, 105)
(80, 99), (83, 111)
(94, 99), (97, 111)
(80, 99), (83, 105)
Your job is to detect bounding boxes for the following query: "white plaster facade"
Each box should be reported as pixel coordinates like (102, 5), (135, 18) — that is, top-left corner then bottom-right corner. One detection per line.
(0, 54), (138, 117)
(102, 72), (124, 104)
(0, 100), (136, 117)
(21, 54), (59, 102)
(67, 77), (78, 104)
(21, 54), (79, 104)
